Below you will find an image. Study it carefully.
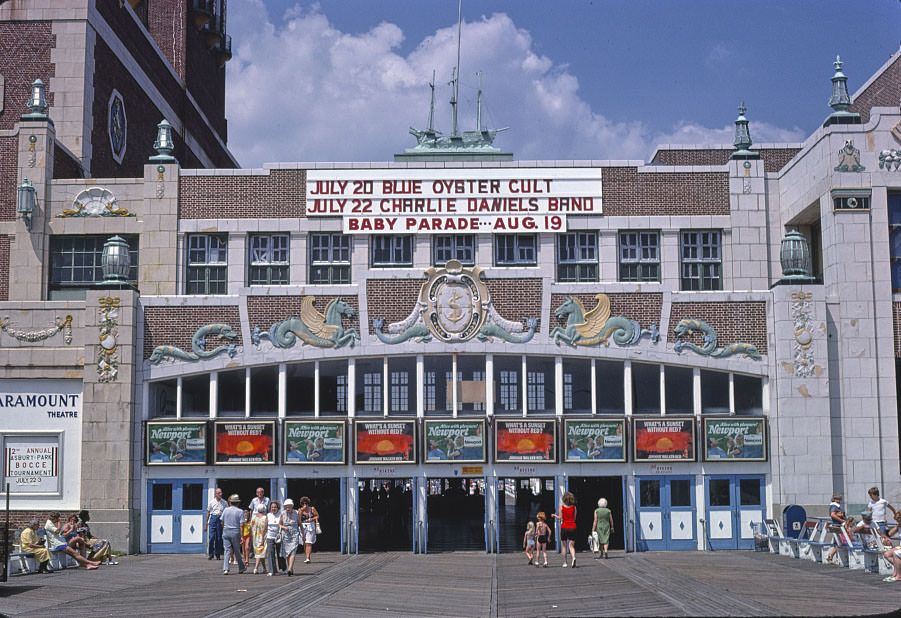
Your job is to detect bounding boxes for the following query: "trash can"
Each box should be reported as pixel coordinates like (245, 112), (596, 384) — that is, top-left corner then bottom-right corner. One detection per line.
(752, 521), (769, 551)
(782, 505), (807, 538)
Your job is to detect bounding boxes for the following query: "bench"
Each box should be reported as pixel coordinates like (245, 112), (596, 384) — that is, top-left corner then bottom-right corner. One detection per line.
(854, 529), (882, 573)
(793, 520), (822, 561)
(805, 518), (837, 563)
(763, 519), (790, 555)
(873, 533), (900, 577)
(6, 529), (76, 575)
(785, 519), (819, 559)
(822, 524), (851, 567)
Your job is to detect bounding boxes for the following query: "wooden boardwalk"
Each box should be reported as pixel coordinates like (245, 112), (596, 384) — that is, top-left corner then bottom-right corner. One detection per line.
(1, 550), (900, 617)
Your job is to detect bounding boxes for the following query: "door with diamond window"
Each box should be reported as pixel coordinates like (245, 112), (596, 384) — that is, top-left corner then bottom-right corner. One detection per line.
(635, 476), (696, 550)
(705, 475), (765, 550)
(147, 479), (206, 553)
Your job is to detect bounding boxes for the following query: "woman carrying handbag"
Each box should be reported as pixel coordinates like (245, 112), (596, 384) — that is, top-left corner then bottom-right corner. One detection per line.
(298, 496), (320, 564)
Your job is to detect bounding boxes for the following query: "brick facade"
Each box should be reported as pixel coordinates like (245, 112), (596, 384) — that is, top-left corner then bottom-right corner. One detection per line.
(601, 167), (729, 216)
(651, 148), (802, 173)
(179, 170), (306, 219)
(146, 0), (187, 81)
(0, 21), (55, 131)
(53, 142), (84, 179)
(0, 235), (8, 301)
(142, 305), (242, 360)
(246, 295), (360, 334)
(668, 301), (768, 355)
(0, 134), (16, 220)
(484, 279), (542, 327)
(550, 293), (663, 332)
(849, 53), (901, 124)
(367, 279), (424, 334)
(91, 37), (169, 178)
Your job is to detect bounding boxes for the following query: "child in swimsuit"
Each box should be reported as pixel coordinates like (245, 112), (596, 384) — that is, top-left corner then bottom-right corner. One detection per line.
(523, 521), (536, 564)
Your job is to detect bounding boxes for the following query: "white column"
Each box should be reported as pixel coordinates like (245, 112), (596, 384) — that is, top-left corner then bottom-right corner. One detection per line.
(314, 361), (320, 417)
(209, 372), (218, 418)
(176, 376), (183, 419)
(452, 353), (459, 418)
(623, 361), (632, 416)
(383, 356), (389, 417)
(693, 368), (702, 416)
(761, 376), (770, 415)
(555, 356), (564, 416)
(485, 354), (494, 417)
(416, 355), (424, 418)
(278, 363), (287, 418)
(245, 367), (251, 418)
(659, 365), (666, 416)
(347, 358), (356, 417)
(521, 355), (528, 417)
(590, 360), (597, 416)
(728, 373), (736, 416)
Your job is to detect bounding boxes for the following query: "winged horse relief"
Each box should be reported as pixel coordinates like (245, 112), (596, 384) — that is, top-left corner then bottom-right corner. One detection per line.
(267, 297), (360, 349)
(550, 294), (659, 347)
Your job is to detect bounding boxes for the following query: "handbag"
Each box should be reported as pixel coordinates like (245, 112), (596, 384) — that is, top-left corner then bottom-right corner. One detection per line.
(315, 522), (322, 535)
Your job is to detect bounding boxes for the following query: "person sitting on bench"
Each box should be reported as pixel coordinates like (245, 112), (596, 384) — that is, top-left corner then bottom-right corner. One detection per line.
(44, 512), (100, 570)
(20, 520), (52, 573)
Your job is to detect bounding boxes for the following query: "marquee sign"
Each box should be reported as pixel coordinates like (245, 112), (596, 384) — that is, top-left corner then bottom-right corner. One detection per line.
(306, 168), (602, 234)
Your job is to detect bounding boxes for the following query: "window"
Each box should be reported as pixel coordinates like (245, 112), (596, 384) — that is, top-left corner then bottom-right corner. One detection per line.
(619, 231), (660, 281)
(248, 234), (289, 285)
(186, 233), (227, 295)
(557, 232), (597, 282)
(310, 233), (351, 284)
(371, 236), (413, 267)
(495, 234), (536, 266)
(433, 235), (475, 265)
(890, 194), (901, 291)
(49, 235), (138, 299)
(680, 230), (722, 290)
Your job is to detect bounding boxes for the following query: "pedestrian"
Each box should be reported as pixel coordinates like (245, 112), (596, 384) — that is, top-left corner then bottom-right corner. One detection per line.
(279, 498), (300, 576)
(592, 498), (614, 559)
(867, 487), (897, 534)
(825, 493), (845, 564)
(298, 496), (319, 564)
(20, 520), (53, 573)
(249, 486), (270, 514)
(523, 521), (536, 565)
(205, 487), (227, 560)
(265, 501), (281, 576)
(535, 512), (551, 567)
(221, 494), (246, 574)
(879, 511), (901, 582)
(251, 505), (268, 574)
(552, 491), (578, 568)
(241, 508), (252, 565)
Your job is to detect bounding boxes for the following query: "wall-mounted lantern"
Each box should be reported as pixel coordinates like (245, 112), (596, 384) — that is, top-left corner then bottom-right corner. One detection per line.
(101, 236), (131, 283)
(16, 178), (36, 231)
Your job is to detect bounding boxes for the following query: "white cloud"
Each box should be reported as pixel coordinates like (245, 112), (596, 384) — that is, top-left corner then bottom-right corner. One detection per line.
(225, 4), (804, 167)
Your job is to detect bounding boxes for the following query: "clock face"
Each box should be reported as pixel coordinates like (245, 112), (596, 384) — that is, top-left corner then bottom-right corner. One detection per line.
(108, 90), (127, 164)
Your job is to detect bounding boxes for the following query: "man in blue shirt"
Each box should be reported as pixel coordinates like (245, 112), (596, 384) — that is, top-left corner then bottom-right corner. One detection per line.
(707, 438), (727, 459)
(221, 494), (246, 574)
(427, 440), (448, 460)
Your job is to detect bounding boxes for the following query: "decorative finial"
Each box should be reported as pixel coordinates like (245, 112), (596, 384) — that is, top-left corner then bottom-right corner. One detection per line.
(21, 79), (49, 121)
(149, 119), (177, 162)
(730, 101), (757, 159)
(829, 54), (852, 115)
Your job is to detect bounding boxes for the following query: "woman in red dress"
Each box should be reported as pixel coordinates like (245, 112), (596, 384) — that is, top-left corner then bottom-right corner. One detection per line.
(553, 491), (578, 568)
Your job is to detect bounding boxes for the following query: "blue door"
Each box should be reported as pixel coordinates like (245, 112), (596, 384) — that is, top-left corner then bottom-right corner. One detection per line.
(705, 475), (765, 550)
(636, 476), (696, 550)
(147, 479), (206, 553)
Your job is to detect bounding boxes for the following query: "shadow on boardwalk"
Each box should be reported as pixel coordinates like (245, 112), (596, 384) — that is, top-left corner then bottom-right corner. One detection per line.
(2, 550), (900, 617)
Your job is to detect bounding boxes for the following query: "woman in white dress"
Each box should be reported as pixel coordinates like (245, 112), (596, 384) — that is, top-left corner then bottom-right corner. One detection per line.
(278, 498), (300, 576)
(298, 496), (320, 564)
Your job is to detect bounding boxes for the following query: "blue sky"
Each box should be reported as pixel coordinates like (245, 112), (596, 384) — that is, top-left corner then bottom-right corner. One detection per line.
(225, 1), (901, 166)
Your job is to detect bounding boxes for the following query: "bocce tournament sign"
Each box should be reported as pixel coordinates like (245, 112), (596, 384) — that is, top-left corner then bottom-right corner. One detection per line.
(306, 168), (602, 234)
(355, 420), (416, 464)
(285, 420), (346, 464)
(632, 418), (696, 462)
(703, 418), (767, 462)
(424, 419), (486, 463)
(146, 421), (208, 465)
(214, 421), (275, 464)
(564, 419), (626, 462)
(3, 435), (60, 493)
(495, 419), (556, 463)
